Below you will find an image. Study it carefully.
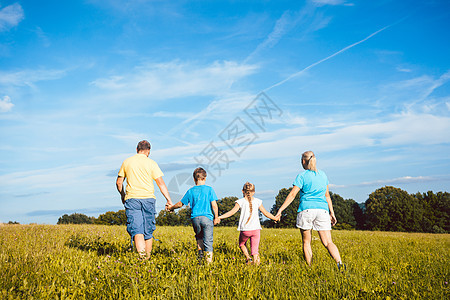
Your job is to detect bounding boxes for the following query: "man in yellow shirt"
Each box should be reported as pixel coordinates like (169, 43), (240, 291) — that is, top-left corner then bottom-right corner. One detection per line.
(116, 140), (173, 259)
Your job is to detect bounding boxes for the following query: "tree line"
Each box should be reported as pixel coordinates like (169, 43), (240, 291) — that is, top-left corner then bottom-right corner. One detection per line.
(57, 211), (126, 226)
(57, 186), (449, 233)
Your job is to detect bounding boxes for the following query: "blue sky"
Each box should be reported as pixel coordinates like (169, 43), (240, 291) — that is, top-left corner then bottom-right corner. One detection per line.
(1, 0), (449, 224)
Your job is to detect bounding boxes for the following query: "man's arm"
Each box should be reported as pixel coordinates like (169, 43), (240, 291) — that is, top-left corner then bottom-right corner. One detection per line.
(155, 177), (173, 209)
(168, 201), (183, 212)
(116, 176), (126, 204)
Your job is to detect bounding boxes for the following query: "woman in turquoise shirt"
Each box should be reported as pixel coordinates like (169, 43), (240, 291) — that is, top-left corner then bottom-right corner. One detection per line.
(275, 151), (344, 270)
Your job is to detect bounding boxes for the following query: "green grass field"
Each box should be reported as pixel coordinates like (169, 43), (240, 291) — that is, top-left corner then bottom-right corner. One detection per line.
(1, 224), (448, 299)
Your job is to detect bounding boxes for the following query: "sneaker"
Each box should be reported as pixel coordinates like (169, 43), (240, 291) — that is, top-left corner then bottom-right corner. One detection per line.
(337, 262), (347, 271)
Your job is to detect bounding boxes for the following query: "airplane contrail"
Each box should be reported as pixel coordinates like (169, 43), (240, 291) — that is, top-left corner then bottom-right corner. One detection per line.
(263, 24), (393, 92)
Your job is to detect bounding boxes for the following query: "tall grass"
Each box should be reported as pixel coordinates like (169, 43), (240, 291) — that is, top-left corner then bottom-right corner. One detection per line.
(1, 224), (448, 299)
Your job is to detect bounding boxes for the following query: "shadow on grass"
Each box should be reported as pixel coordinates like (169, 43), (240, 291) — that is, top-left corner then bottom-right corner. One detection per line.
(65, 234), (130, 256)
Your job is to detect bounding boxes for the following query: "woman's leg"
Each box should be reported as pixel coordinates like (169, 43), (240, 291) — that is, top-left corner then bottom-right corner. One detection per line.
(317, 230), (341, 263)
(300, 229), (313, 266)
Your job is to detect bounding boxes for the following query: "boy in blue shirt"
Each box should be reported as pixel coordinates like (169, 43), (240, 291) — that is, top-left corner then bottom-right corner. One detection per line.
(168, 167), (220, 263)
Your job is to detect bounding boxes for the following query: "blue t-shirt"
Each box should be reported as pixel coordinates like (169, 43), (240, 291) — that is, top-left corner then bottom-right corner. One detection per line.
(293, 169), (329, 212)
(181, 185), (218, 220)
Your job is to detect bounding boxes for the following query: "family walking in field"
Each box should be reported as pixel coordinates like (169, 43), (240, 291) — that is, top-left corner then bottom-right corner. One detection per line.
(116, 140), (344, 269)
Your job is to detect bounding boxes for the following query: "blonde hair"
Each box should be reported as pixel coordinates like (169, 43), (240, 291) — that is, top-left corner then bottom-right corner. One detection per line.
(302, 151), (317, 172)
(242, 182), (255, 225)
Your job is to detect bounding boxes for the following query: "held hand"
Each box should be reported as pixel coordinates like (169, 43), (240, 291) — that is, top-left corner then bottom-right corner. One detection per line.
(165, 202), (173, 211)
(330, 214), (337, 226)
(214, 218), (220, 225)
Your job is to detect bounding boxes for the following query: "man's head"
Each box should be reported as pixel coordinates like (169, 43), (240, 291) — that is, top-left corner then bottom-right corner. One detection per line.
(137, 140), (151, 156)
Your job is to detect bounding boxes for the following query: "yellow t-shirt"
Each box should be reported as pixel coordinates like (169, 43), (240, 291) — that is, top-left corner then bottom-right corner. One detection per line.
(118, 154), (164, 200)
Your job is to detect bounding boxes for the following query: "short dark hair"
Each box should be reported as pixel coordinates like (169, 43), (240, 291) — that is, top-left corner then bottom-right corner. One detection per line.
(193, 167), (207, 182)
(137, 140), (151, 152)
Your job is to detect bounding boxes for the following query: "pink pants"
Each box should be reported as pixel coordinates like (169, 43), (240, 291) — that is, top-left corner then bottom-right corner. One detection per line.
(238, 229), (261, 255)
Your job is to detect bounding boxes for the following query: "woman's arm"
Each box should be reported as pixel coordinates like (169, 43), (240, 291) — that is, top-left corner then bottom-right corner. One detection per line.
(325, 186), (337, 226)
(259, 204), (277, 221)
(275, 185), (300, 218)
(218, 203), (240, 219)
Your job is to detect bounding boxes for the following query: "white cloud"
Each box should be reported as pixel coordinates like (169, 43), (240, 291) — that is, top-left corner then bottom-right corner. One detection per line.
(0, 95), (13, 112)
(0, 69), (67, 87)
(90, 61), (258, 100)
(0, 3), (24, 31)
(396, 66), (412, 73)
(329, 175), (437, 189)
(312, 0), (353, 7)
(382, 71), (450, 111)
(245, 4), (332, 63)
(222, 111), (450, 163)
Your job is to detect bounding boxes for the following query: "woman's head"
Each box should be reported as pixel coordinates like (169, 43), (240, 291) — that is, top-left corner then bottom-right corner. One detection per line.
(301, 151), (317, 172)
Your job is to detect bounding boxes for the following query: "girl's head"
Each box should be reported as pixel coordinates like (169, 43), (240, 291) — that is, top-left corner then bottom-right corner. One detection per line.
(301, 151), (317, 172)
(242, 182), (255, 199)
(242, 182), (255, 224)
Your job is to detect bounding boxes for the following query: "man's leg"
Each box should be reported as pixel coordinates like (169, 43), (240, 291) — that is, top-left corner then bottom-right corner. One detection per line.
(142, 198), (156, 259)
(300, 229), (313, 266)
(145, 238), (153, 259)
(133, 234), (146, 258)
(318, 230), (342, 263)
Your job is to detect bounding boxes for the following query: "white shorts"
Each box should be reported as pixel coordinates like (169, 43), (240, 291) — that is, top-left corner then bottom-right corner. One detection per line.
(296, 209), (331, 231)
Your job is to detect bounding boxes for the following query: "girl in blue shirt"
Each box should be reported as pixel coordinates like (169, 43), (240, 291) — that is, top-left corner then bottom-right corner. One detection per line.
(275, 151), (344, 270)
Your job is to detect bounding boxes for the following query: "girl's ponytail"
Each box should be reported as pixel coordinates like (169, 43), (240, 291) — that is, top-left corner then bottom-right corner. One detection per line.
(242, 182), (255, 225)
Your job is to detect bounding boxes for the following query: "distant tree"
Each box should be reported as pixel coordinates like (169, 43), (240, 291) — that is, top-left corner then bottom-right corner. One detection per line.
(265, 187), (300, 228)
(57, 213), (94, 225)
(365, 186), (423, 232)
(330, 192), (366, 230)
(177, 206), (192, 226)
(414, 191), (449, 233)
(7, 221), (20, 224)
(156, 210), (181, 226)
(216, 196), (240, 227)
(95, 210), (127, 226)
(330, 192), (357, 229)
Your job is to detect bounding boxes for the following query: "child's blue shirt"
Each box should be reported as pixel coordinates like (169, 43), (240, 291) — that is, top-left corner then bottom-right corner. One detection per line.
(181, 185), (218, 220)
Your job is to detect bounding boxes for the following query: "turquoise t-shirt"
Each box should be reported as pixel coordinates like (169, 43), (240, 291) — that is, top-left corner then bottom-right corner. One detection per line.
(181, 185), (218, 221)
(293, 170), (329, 212)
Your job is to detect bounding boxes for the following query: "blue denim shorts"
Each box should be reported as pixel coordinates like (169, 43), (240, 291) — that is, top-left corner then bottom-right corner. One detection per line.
(191, 216), (214, 252)
(124, 198), (156, 240)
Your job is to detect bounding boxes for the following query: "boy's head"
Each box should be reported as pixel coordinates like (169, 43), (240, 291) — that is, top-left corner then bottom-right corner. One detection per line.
(193, 167), (207, 183)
